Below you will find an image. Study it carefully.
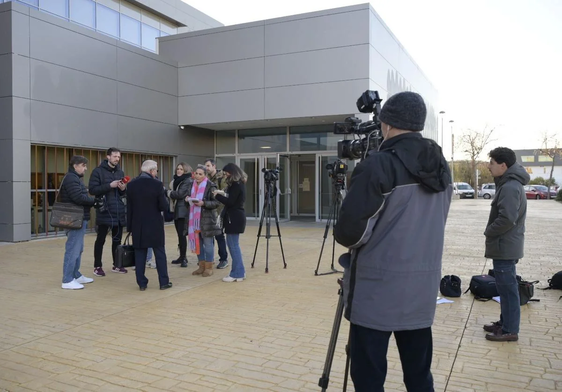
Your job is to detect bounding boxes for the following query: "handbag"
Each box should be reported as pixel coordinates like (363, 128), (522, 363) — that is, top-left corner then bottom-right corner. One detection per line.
(49, 174), (84, 230)
(519, 280), (540, 305)
(440, 275), (462, 297)
(114, 232), (136, 268)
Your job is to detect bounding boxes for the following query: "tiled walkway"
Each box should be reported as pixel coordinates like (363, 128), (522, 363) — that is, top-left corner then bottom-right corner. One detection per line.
(0, 200), (561, 391)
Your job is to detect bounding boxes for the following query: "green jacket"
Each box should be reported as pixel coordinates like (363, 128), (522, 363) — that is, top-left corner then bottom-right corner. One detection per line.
(484, 163), (530, 260)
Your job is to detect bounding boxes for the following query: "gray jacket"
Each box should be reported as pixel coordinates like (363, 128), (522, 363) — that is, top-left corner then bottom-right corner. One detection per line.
(484, 163), (529, 260)
(335, 133), (452, 332)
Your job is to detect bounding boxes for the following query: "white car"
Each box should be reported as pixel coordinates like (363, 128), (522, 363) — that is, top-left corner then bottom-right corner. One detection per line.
(453, 182), (475, 199)
(479, 183), (496, 199)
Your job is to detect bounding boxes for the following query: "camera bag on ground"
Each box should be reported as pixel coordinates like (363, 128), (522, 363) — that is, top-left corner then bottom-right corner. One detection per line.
(539, 270), (562, 301)
(465, 275), (498, 299)
(440, 275), (462, 297)
(518, 280), (540, 305)
(115, 232), (135, 268)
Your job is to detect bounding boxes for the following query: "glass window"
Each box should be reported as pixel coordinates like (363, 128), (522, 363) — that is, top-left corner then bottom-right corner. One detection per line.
(160, 31), (169, 37)
(538, 155), (553, 162)
(96, 4), (119, 38)
(141, 23), (159, 52)
(216, 130), (235, 154)
(71, 0), (95, 29)
(521, 155), (535, 162)
(289, 124), (340, 152)
(18, 0), (39, 7)
(40, 0), (68, 18)
(238, 128), (287, 153)
(120, 14), (141, 46)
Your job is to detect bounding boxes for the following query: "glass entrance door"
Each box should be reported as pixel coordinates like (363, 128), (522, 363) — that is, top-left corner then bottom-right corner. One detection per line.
(239, 155), (287, 220)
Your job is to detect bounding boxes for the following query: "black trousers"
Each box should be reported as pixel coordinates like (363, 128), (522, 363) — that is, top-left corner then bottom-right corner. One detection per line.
(215, 231), (228, 261)
(94, 224), (123, 268)
(174, 218), (187, 258)
(134, 247), (169, 288)
(350, 323), (434, 392)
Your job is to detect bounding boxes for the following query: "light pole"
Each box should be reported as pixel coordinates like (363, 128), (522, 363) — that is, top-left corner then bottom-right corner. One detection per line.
(449, 120), (455, 186)
(438, 111), (445, 148)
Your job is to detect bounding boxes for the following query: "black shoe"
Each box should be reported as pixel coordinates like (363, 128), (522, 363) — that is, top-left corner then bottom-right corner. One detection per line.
(160, 282), (173, 290)
(483, 321), (502, 333)
(139, 286), (147, 291)
(171, 258), (182, 264)
(216, 260), (229, 269)
(180, 259), (188, 268)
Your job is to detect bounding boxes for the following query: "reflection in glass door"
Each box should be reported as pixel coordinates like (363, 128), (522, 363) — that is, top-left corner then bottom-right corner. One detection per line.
(240, 158), (259, 218)
(318, 155), (338, 220)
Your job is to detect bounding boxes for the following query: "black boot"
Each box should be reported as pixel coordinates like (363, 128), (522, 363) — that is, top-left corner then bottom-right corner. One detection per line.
(180, 258), (188, 268)
(171, 257), (182, 264)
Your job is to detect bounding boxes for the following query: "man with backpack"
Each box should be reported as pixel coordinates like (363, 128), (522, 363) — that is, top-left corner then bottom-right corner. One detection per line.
(483, 147), (530, 342)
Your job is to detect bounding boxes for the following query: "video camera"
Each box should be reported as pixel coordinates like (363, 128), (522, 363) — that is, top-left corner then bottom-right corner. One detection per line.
(262, 167), (281, 183)
(326, 159), (347, 190)
(334, 90), (384, 161)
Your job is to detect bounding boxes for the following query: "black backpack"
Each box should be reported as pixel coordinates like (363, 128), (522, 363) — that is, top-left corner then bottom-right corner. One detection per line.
(465, 275), (498, 299)
(440, 275), (462, 297)
(547, 271), (562, 290)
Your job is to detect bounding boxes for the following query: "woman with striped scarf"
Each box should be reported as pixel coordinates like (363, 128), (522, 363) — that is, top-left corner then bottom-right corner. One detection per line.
(184, 165), (222, 277)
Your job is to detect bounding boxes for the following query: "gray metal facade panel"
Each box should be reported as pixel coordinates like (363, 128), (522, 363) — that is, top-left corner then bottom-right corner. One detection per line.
(13, 138), (31, 182)
(13, 181), (31, 225)
(264, 45), (370, 88)
(117, 82), (178, 124)
(178, 89), (265, 125)
(178, 58), (264, 97)
(0, 182), (14, 224)
(0, 54), (12, 98)
(117, 49), (178, 96)
(162, 25), (265, 67)
(30, 18), (118, 80)
(31, 59), (118, 114)
(265, 79), (369, 119)
(12, 97), (31, 141)
(0, 10), (11, 56)
(12, 54), (31, 99)
(30, 100), (119, 148)
(0, 134), (13, 182)
(12, 8), (31, 57)
(264, 9), (369, 56)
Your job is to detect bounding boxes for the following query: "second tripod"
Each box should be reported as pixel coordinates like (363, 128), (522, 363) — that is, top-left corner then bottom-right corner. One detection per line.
(315, 160), (347, 276)
(251, 168), (287, 273)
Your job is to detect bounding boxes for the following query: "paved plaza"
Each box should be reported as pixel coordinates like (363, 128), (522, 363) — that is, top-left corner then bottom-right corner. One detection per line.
(0, 200), (561, 391)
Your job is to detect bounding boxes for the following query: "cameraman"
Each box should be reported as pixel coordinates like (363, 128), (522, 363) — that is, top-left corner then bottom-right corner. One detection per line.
(89, 147), (128, 276)
(334, 92), (452, 392)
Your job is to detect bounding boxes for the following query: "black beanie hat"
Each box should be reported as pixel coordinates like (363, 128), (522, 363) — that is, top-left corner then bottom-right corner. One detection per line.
(379, 91), (427, 131)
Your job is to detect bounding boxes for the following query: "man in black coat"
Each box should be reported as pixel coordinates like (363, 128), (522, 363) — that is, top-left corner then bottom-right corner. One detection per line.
(126, 160), (172, 291)
(89, 147), (128, 276)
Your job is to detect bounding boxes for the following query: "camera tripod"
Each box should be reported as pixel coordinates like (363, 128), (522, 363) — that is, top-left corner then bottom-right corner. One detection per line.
(251, 180), (287, 273)
(318, 278), (351, 391)
(314, 181), (344, 276)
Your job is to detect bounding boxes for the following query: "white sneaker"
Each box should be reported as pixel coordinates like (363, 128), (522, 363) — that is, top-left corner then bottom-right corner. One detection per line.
(61, 280), (84, 290)
(147, 260), (157, 269)
(76, 276), (94, 284)
(222, 276), (244, 283)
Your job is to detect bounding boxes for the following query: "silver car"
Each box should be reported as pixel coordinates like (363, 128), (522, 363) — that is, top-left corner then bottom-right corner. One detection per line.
(479, 183), (496, 199)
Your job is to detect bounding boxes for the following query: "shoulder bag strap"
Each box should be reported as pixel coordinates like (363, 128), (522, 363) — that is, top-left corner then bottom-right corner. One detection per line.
(54, 174), (69, 203)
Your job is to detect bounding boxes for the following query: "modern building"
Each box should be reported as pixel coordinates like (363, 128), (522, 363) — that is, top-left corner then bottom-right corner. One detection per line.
(515, 149), (562, 183)
(1, 0), (439, 242)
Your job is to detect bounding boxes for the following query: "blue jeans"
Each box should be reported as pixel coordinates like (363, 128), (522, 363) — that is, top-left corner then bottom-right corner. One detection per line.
(62, 220), (88, 284)
(493, 259), (520, 334)
(226, 234), (245, 278)
(215, 231), (228, 262)
(350, 323), (434, 392)
(196, 234), (215, 262)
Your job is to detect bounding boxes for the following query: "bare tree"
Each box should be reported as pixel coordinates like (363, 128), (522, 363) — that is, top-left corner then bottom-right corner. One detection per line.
(459, 126), (495, 189)
(536, 133), (562, 198)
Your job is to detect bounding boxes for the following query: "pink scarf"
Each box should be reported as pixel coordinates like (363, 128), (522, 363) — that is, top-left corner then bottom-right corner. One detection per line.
(188, 178), (207, 255)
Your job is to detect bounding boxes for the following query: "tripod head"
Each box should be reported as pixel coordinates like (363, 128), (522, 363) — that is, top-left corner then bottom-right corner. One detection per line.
(326, 159), (347, 193)
(262, 167), (281, 199)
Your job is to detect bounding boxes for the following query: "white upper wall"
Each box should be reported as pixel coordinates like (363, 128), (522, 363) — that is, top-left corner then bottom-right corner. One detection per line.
(159, 3), (438, 137)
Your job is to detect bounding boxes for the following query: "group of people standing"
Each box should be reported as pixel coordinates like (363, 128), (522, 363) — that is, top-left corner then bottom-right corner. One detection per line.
(59, 147), (248, 291)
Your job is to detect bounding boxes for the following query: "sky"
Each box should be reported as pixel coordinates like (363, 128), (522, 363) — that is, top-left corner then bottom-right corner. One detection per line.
(182, 0), (562, 159)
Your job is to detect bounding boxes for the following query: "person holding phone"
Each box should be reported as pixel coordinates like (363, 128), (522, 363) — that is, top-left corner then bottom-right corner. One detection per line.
(213, 163), (247, 283)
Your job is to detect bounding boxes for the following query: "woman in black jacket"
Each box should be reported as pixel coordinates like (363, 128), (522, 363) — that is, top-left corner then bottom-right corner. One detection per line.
(213, 163), (247, 282)
(60, 156), (96, 290)
(167, 162), (192, 267)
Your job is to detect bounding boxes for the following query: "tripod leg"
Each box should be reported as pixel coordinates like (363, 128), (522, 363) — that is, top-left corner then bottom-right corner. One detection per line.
(330, 195), (342, 272)
(273, 210), (287, 268)
(314, 201), (334, 275)
(251, 198), (268, 268)
(318, 286), (345, 391)
(265, 195), (271, 273)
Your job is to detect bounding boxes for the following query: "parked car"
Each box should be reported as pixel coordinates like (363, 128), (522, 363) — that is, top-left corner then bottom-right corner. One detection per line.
(524, 185), (548, 199)
(479, 183), (496, 199)
(534, 185), (557, 198)
(453, 182), (475, 199)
